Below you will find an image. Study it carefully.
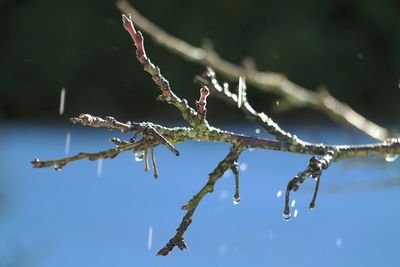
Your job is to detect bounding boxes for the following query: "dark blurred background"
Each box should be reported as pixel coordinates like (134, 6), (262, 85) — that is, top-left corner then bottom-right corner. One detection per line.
(1, 0), (399, 124)
(1, 2), (400, 265)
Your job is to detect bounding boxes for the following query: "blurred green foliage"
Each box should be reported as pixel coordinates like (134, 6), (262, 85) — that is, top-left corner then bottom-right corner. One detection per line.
(1, 0), (399, 123)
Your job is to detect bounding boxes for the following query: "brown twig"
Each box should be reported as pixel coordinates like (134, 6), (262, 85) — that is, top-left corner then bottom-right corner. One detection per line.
(195, 86), (210, 121)
(121, 13), (208, 129)
(72, 113), (179, 156)
(157, 145), (243, 256)
(143, 148), (149, 172)
(195, 68), (304, 143)
(231, 161), (240, 204)
(150, 145), (159, 178)
(283, 151), (335, 220)
(31, 140), (144, 171)
(31, 114), (400, 171)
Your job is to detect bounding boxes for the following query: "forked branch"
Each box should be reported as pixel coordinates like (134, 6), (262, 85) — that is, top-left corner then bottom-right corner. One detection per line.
(157, 145), (242, 256)
(31, 12), (400, 256)
(283, 151), (335, 220)
(116, 0), (391, 142)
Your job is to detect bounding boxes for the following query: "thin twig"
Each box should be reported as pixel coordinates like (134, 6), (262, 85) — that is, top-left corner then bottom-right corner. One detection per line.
(157, 145), (242, 256)
(309, 175), (321, 209)
(195, 68), (303, 143)
(121, 13), (209, 130)
(283, 151), (335, 220)
(31, 140), (144, 171)
(71, 114), (179, 156)
(150, 145), (159, 178)
(144, 148), (149, 172)
(231, 161), (240, 204)
(32, 114), (400, 170)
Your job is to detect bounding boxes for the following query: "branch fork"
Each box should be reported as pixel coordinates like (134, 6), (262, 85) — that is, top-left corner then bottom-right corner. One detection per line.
(284, 151), (335, 220)
(31, 11), (400, 256)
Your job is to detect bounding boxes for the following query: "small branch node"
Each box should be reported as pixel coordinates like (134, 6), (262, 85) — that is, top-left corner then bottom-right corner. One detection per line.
(143, 126), (180, 156)
(79, 113), (94, 125)
(156, 237), (187, 256)
(110, 137), (129, 146)
(31, 157), (41, 167)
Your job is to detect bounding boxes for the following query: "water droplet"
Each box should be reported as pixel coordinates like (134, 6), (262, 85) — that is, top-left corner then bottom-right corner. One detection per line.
(219, 190), (228, 200)
(59, 88), (66, 115)
(269, 230), (273, 240)
(239, 162), (248, 172)
(293, 209), (298, 218)
(218, 242), (229, 256)
(283, 212), (291, 221)
(237, 76), (244, 108)
(291, 199), (296, 208)
(223, 170), (231, 177)
(97, 159), (103, 177)
(276, 190), (283, 198)
(233, 196), (240, 205)
(336, 237), (342, 248)
(255, 128), (261, 134)
(275, 100), (280, 106)
(357, 52), (364, 60)
(54, 165), (61, 171)
(147, 226), (153, 251)
(65, 131), (71, 155)
(385, 154), (399, 162)
(134, 152), (144, 161)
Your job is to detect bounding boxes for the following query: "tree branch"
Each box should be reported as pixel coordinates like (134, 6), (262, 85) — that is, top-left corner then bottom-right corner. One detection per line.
(31, 10), (400, 256)
(283, 151), (335, 220)
(116, 0), (391, 142)
(195, 68), (304, 143)
(121, 14), (209, 130)
(157, 145), (243, 256)
(31, 113), (400, 172)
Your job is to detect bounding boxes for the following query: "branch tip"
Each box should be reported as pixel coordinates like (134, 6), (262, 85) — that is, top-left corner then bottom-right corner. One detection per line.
(150, 146), (159, 178)
(122, 13), (148, 64)
(144, 148), (149, 172)
(283, 152), (336, 219)
(237, 76), (246, 108)
(195, 86), (210, 120)
(231, 161), (240, 205)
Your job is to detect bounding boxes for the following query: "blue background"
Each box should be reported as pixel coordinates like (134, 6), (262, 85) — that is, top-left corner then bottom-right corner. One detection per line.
(0, 123), (399, 267)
